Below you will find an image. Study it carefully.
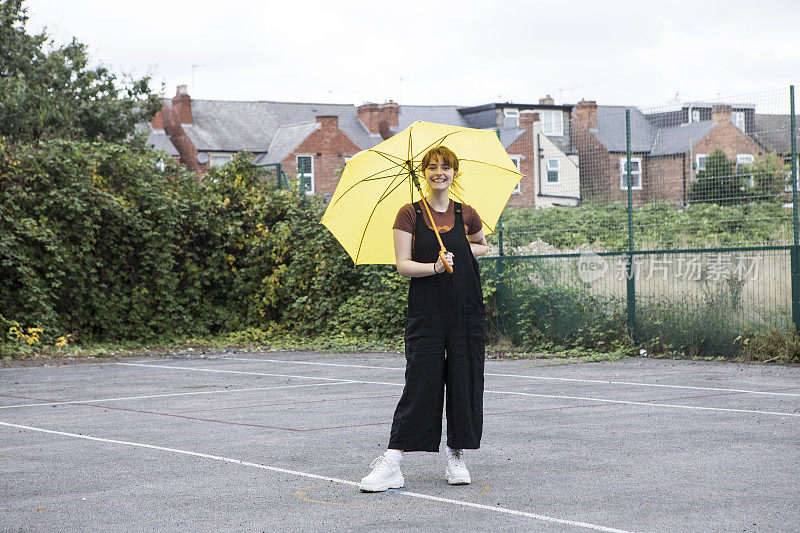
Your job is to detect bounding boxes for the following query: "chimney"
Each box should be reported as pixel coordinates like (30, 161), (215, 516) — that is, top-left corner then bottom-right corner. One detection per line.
(378, 101), (399, 140)
(575, 100), (597, 129)
(520, 110), (540, 129)
(316, 115), (339, 131)
(151, 105), (166, 130)
(357, 102), (380, 134)
(160, 87), (199, 170)
(172, 84), (192, 125)
(539, 95), (555, 105)
(712, 104), (732, 125)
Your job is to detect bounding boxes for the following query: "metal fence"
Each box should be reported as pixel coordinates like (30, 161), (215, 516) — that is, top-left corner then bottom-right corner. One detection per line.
(483, 86), (799, 356)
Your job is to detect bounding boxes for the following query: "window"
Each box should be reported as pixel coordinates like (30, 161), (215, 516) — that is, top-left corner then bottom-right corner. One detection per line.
(732, 111), (746, 132)
(690, 109), (701, 123)
(210, 154), (233, 167)
(540, 110), (564, 136)
(510, 155), (522, 194)
(546, 158), (560, 183)
(738, 154), (756, 187)
(696, 154), (708, 172)
(297, 155), (314, 194)
(619, 157), (642, 190)
(503, 108), (519, 128)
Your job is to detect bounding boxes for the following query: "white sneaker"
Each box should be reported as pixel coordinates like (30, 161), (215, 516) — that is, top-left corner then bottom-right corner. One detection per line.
(359, 455), (404, 492)
(446, 450), (471, 485)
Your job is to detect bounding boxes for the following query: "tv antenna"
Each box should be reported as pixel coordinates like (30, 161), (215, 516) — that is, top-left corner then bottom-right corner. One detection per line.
(192, 64), (205, 97)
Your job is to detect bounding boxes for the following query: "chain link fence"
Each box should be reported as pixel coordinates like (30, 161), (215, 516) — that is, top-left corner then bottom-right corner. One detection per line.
(484, 86), (799, 356)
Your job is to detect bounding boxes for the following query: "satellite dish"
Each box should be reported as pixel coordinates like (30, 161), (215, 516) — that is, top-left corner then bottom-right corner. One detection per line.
(197, 153), (209, 164)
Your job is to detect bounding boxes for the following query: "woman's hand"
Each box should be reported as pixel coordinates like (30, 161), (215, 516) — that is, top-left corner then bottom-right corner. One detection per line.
(434, 252), (454, 274)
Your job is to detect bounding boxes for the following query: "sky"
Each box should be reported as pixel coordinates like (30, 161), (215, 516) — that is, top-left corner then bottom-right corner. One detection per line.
(22, 0), (800, 111)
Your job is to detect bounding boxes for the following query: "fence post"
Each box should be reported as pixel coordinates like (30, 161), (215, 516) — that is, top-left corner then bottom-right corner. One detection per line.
(495, 129), (506, 336)
(790, 86), (800, 333)
(625, 109), (637, 339)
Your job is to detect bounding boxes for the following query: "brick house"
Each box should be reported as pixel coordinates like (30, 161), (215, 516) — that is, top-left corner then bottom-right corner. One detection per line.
(572, 100), (769, 206)
(150, 86), (582, 207)
(453, 98), (580, 207)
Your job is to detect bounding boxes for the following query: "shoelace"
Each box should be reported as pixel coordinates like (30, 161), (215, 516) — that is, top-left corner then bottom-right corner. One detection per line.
(448, 450), (466, 468)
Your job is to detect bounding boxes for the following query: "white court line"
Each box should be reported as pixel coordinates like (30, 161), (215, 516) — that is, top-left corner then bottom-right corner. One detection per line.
(486, 390), (800, 418)
(118, 362), (800, 418)
(0, 421), (631, 533)
(0, 381), (352, 410)
(226, 357), (800, 398)
(116, 362), (403, 387)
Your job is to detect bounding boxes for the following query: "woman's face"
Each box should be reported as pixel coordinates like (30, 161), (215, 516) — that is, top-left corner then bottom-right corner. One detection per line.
(424, 156), (454, 191)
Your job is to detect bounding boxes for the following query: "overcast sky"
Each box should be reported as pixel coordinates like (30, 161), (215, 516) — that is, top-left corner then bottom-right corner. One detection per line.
(23, 0), (800, 111)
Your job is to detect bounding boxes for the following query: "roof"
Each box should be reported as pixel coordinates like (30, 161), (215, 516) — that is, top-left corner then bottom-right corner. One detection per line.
(178, 100), (382, 155)
(650, 121), (715, 157)
(136, 123), (179, 156)
(261, 122), (320, 164)
(594, 106), (655, 152)
(497, 127), (524, 149)
(458, 102), (574, 114)
(753, 114), (800, 155)
(595, 106), (716, 156)
(398, 105), (471, 130)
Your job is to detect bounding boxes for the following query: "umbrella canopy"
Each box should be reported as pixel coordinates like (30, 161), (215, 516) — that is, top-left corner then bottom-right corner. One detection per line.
(320, 121), (522, 265)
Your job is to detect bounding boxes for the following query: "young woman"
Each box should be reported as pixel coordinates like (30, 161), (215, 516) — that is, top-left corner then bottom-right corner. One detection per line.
(359, 145), (488, 492)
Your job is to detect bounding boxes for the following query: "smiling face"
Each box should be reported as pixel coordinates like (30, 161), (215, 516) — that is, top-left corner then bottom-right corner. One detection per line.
(420, 146), (459, 194)
(424, 156), (455, 191)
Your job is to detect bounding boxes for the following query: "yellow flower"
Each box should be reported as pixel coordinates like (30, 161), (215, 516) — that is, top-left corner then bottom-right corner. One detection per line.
(223, 197), (231, 206)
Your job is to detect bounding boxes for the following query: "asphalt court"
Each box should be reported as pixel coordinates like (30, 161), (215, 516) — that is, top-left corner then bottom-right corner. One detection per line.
(1, 353), (799, 532)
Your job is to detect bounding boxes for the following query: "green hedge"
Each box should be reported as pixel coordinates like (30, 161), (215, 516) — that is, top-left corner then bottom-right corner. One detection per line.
(0, 139), (407, 347)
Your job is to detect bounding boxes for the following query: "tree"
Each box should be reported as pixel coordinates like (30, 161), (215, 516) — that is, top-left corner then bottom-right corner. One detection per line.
(0, 0), (162, 142)
(688, 149), (748, 205)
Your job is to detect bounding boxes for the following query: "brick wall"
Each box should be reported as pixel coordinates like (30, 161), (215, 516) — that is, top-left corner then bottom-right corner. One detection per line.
(281, 115), (362, 197)
(691, 105), (767, 167)
(505, 112), (537, 207)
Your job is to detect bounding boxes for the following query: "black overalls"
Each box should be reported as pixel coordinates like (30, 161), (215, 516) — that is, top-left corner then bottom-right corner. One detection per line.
(388, 201), (486, 452)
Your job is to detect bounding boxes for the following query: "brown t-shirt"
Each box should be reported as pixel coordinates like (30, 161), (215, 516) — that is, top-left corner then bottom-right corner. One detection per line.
(393, 199), (482, 236)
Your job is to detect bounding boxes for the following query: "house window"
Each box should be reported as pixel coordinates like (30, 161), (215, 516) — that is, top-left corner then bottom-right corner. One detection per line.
(619, 157), (642, 190)
(297, 155), (314, 194)
(738, 154), (755, 186)
(696, 154), (708, 172)
(510, 155), (522, 194)
(732, 111), (746, 132)
(503, 108), (519, 128)
(540, 110), (564, 136)
(546, 158), (560, 183)
(210, 154), (233, 167)
(690, 109), (701, 123)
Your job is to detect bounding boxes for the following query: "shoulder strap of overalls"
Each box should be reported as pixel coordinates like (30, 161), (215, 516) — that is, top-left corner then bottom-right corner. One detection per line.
(412, 202), (424, 256)
(454, 202), (465, 234)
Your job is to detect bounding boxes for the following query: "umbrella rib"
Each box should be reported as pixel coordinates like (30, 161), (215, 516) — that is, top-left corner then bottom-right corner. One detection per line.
(448, 189), (496, 235)
(325, 169), (403, 213)
(353, 165), (412, 265)
(459, 158), (524, 175)
(408, 128), (480, 162)
(368, 149), (407, 167)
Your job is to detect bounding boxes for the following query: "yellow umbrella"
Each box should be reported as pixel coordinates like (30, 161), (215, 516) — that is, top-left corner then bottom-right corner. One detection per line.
(320, 120), (522, 266)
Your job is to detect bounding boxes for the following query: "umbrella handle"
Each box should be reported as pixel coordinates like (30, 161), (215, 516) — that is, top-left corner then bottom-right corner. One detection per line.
(439, 250), (453, 274)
